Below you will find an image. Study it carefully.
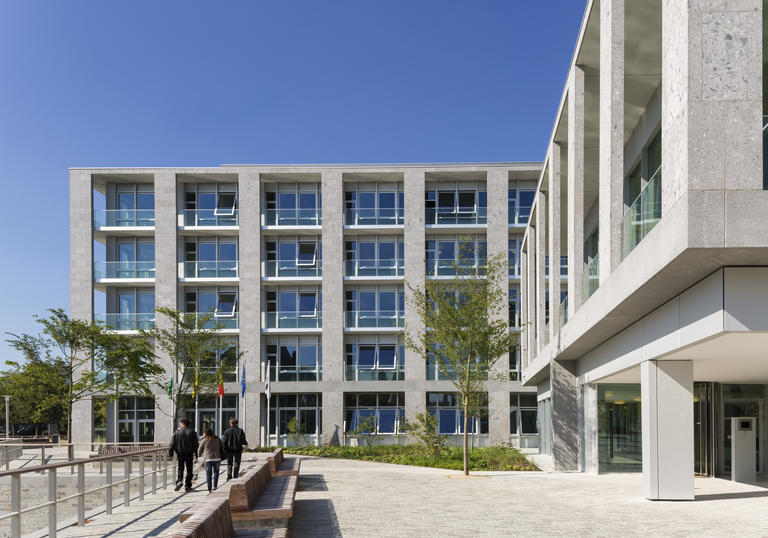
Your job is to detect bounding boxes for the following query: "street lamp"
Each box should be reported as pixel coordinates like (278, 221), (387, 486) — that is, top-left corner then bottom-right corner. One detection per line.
(3, 396), (9, 439)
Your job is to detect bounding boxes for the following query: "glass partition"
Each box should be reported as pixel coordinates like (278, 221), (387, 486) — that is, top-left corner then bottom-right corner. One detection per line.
(598, 384), (642, 473)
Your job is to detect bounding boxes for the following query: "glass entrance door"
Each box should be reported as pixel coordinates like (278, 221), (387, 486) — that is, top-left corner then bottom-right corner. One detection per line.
(722, 400), (762, 474)
(694, 383), (713, 476)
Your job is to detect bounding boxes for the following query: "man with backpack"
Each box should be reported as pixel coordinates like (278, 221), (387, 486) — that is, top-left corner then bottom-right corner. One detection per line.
(169, 417), (199, 492)
(221, 417), (248, 481)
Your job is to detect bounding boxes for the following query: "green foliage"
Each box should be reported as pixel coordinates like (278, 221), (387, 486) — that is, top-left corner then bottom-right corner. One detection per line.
(401, 412), (446, 457)
(286, 416), (306, 447)
(405, 250), (518, 474)
(253, 444), (538, 472)
(350, 415), (378, 446)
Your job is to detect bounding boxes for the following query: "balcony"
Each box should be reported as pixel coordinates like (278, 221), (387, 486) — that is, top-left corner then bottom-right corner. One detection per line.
(264, 312), (322, 329)
(94, 261), (155, 280)
(95, 313), (155, 331)
(581, 254), (599, 303)
(345, 259), (404, 278)
(188, 312), (239, 330)
(559, 294), (568, 328)
(181, 209), (238, 228)
(345, 207), (404, 226)
(264, 260), (322, 278)
(264, 209), (322, 227)
(93, 209), (154, 228)
(621, 166), (662, 259)
(426, 260), (486, 277)
(345, 310), (404, 329)
(183, 261), (238, 279)
(426, 207), (487, 226)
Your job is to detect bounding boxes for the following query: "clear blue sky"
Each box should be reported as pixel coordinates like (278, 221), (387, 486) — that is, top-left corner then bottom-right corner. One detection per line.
(0, 1), (586, 362)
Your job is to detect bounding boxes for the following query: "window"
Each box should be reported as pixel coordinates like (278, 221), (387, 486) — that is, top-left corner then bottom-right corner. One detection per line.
(508, 238), (521, 277)
(184, 238), (237, 278)
(268, 394), (321, 438)
(183, 184), (238, 226)
(344, 237), (404, 277)
(426, 235), (487, 276)
(264, 287), (322, 328)
(509, 289), (519, 328)
(215, 292), (237, 317)
(344, 393), (405, 435)
(214, 192), (237, 216)
(296, 242), (317, 266)
(264, 184), (322, 226)
(178, 394), (238, 436)
(345, 336), (404, 381)
(425, 182), (487, 224)
(117, 396), (155, 443)
(299, 292), (317, 317)
(345, 286), (404, 328)
(115, 289), (155, 330)
(266, 336), (322, 381)
(265, 237), (322, 277)
(344, 184), (404, 225)
(511, 393), (538, 436)
(184, 287), (238, 328)
(427, 393), (488, 435)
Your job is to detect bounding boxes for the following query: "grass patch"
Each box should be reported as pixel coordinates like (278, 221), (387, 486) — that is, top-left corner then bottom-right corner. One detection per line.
(252, 444), (538, 472)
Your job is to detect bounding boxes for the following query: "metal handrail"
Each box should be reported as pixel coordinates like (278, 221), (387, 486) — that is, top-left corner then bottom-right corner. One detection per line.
(0, 445), (174, 538)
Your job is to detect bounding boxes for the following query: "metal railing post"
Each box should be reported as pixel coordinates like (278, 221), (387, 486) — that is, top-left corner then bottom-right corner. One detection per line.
(5, 445), (8, 470)
(124, 457), (130, 508)
(106, 459), (113, 515)
(77, 463), (85, 526)
(151, 452), (157, 494)
(162, 452), (168, 489)
(11, 472), (20, 538)
(138, 455), (145, 500)
(41, 447), (46, 474)
(48, 467), (57, 538)
(68, 444), (74, 474)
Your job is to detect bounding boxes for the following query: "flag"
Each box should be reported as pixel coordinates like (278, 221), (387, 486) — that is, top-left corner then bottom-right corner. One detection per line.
(240, 364), (246, 398)
(265, 361), (271, 399)
(218, 371), (224, 397)
(166, 375), (173, 398)
(192, 366), (198, 397)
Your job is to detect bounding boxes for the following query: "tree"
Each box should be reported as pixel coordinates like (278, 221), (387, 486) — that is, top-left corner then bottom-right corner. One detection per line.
(6, 309), (161, 438)
(402, 411), (446, 457)
(0, 357), (69, 434)
(142, 308), (242, 429)
(405, 252), (516, 475)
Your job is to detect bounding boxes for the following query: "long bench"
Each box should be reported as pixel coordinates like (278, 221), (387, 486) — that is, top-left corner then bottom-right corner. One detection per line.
(159, 495), (287, 538)
(179, 458), (298, 530)
(266, 448), (301, 477)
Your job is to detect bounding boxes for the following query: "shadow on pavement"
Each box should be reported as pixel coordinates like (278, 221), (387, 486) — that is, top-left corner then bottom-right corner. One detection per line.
(298, 474), (329, 492)
(289, 498), (342, 537)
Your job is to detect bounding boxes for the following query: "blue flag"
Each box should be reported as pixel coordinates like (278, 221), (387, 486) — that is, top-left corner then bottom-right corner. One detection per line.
(241, 364), (246, 397)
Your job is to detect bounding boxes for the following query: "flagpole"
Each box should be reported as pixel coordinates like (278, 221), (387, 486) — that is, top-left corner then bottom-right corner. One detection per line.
(265, 360), (270, 448)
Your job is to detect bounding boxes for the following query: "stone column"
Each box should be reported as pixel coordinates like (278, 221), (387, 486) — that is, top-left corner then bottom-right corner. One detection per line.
(567, 66), (585, 314)
(487, 168), (510, 444)
(526, 233), (537, 362)
(238, 170), (262, 445)
(550, 360), (578, 471)
(69, 170), (94, 444)
(520, 240), (528, 369)
(579, 382), (599, 473)
(320, 171), (344, 445)
(598, 0), (624, 280)
(403, 170), (426, 423)
(547, 146), (561, 340)
(641, 360), (694, 500)
(153, 171), (178, 442)
(535, 195), (547, 352)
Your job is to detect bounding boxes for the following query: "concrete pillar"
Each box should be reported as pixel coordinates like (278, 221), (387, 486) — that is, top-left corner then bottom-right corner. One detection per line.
(567, 66), (585, 314)
(321, 171), (344, 445)
(238, 170), (262, 445)
(550, 360), (578, 471)
(69, 170), (94, 444)
(579, 383), (599, 473)
(598, 0), (624, 280)
(641, 360), (694, 500)
(547, 146), (561, 340)
(520, 240), (528, 369)
(526, 234), (537, 362)
(535, 195), (547, 352)
(153, 171), (178, 442)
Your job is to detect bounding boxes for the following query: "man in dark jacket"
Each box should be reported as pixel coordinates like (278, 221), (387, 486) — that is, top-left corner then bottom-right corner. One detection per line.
(169, 418), (199, 491)
(221, 418), (248, 481)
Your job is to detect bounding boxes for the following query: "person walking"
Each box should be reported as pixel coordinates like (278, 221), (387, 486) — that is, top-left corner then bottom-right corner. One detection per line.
(221, 417), (248, 481)
(198, 428), (226, 493)
(169, 418), (198, 492)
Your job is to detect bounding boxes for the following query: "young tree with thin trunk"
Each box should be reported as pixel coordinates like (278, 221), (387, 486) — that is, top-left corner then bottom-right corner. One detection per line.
(405, 252), (516, 475)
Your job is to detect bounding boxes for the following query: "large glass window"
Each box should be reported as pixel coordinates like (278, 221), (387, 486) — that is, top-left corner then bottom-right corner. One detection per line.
(264, 237), (322, 277)
(183, 184), (238, 226)
(178, 394), (238, 437)
(99, 184), (154, 227)
(111, 289), (155, 330)
(117, 396), (155, 443)
(183, 287), (239, 329)
(266, 336), (322, 381)
(598, 384), (642, 473)
(510, 393), (538, 435)
(344, 393), (405, 435)
(425, 182), (487, 225)
(345, 237), (404, 277)
(426, 235), (487, 276)
(509, 188), (535, 225)
(509, 288), (520, 328)
(345, 336), (404, 381)
(184, 238), (238, 278)
(264, 184), (322, 226)
(508, 237), (521, 277)
(345, 184), (404, 225)
(264, 287), (322, 328)
(427, 393), (488, 435)
(268, 394), (322, 437)
(345, 286), (404, 328)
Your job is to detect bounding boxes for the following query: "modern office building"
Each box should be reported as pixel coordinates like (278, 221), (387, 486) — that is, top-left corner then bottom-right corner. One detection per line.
(69, 163), (541, 451)
(519, 0), (768, 500)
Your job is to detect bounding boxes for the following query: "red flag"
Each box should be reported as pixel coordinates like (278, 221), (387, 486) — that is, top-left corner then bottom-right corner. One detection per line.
(218, 372), (224, 397)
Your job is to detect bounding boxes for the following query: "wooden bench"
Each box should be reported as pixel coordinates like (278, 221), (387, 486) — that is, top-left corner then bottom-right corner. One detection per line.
(160, 495), (287, 537)
(267, 448), (301, 477)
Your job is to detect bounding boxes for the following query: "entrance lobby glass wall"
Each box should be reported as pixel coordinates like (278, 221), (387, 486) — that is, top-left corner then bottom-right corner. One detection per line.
(598, 384), (642, 472)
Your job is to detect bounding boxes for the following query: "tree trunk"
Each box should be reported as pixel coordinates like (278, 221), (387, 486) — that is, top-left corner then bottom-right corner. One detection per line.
(463, 400), (469, 476)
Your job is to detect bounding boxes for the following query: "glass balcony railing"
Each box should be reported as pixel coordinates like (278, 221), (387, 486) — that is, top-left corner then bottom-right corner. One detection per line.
(426, 207), (487, 225)
(263, 261), (322, 278)
(344, 208), (404, 226)
(188, 312), (239, 330)
(94, 261), (155, 280)
(426, 260), (487, 277)
(181, 209), (239, 227)
(541, 323), (550, 346)
(264, 209), (322, 226)
(183, 261), (238, 278)
(93, 209), (155, 228)
(509, 207), (532, 226)
(621, 166), (662, 259)
(581, 254), (599, 303)
(559, 294), (568, 328)
(264, 312), (322, 329)
(95, 313), (155, 331)
(345, 259), (404, 277)
(508, 262), (521, 278)
(345, 310), (404, 329)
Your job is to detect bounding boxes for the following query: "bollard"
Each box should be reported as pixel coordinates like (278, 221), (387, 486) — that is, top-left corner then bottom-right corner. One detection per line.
(124, 457), (131, 508)
(10, 473), (20, 538)
(48, 467), (57, 538)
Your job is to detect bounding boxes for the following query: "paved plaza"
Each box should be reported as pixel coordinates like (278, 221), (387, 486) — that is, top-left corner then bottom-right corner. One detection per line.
(54, 455), (768, 537)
